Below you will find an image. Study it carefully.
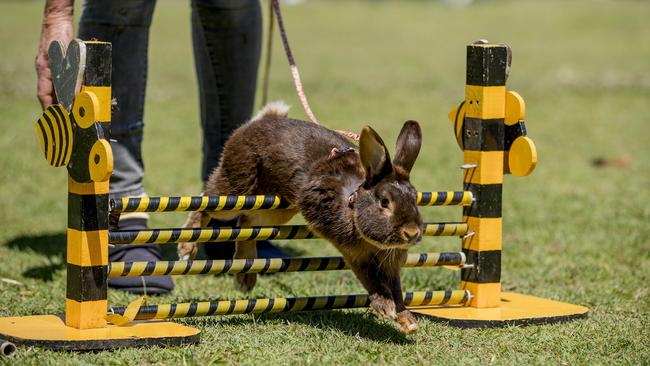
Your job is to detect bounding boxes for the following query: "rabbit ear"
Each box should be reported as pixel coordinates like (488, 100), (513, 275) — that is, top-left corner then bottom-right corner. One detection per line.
(360, 125), (392, 186)
(393, 120), (422, 177)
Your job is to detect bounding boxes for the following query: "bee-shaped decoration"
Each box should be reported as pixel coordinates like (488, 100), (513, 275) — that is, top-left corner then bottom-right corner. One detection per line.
(449, 90), (537, 177)
(33, 39), (113, 183)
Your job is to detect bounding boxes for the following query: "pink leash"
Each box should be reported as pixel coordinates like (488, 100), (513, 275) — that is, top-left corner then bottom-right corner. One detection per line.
(269, 0), (360, 141)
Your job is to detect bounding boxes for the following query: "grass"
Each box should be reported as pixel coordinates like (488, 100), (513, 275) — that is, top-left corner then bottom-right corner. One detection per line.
(0, 0), (649, 364)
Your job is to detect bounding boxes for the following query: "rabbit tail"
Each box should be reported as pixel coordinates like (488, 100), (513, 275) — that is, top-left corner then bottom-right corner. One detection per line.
(252, 101), (290, 121)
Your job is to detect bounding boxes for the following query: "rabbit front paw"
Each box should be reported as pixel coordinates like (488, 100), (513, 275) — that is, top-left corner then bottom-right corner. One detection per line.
(369, 294), (397, 320)
(396, 309), (419, 334)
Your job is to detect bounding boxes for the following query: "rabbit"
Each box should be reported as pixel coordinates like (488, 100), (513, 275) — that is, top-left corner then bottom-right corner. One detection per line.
(178, 102), (424, 334)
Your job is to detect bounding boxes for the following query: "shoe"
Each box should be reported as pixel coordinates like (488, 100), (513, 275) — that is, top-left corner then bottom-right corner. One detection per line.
(108, 217), (174, 294)
(203, 217), (288, 260)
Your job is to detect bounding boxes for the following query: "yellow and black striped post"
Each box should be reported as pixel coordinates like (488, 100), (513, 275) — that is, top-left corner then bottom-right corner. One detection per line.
(65, 41), (113, 329)
(459, 43), (508, 308)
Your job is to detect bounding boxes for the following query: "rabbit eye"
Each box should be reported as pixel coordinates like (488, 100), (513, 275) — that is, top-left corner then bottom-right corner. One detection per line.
(380, 198), (390, 208)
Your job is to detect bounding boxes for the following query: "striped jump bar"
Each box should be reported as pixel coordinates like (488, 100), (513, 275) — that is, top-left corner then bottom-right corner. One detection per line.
(108, 222), (470, 245)
(108, 252), (466, 277)
(109, 191), (473, 213)
(109, 289), (471, 320)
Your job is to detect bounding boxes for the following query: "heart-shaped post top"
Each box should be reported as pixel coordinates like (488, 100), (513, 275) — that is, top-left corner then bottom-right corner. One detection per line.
(48, 39), (87, 111)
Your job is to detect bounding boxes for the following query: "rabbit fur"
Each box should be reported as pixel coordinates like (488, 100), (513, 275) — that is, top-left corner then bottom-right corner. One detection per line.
(178, 102), (425, 334)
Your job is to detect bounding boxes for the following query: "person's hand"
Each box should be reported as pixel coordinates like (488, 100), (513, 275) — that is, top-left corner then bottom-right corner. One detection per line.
(36, 2), (74, 109)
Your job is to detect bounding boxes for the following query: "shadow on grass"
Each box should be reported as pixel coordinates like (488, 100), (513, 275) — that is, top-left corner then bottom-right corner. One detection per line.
(5, 232), (66, 281)
(191, 310), (413, 344)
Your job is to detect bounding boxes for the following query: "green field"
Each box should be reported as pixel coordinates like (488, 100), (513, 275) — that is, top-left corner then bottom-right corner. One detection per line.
(0, 0), (648, 364)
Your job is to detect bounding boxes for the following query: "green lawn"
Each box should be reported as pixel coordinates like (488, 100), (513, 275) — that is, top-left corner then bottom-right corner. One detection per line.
(1, 0), (649, 364)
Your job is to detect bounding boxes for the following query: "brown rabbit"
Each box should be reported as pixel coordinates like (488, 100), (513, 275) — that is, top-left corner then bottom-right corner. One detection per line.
(178, 102), (424, 333)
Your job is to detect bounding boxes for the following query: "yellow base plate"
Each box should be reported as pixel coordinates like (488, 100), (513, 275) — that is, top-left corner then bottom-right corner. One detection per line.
(0, 315), (199, 350)
(408, 292), (588, 328)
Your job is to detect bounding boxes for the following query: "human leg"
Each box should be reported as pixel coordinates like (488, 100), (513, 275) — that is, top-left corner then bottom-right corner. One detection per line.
(191, 0), (262, 181)
(191, 0), (286, 259)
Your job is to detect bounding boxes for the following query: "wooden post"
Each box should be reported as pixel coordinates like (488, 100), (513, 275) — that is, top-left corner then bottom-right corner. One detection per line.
(65, 41), (113, 329)
(460, 43), (508, 308)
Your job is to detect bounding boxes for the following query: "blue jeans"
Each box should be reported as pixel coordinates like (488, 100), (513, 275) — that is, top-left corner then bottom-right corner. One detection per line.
(79, 0), (262, 198)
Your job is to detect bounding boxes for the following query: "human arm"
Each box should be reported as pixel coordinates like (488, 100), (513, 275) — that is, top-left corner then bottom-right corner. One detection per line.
(36, 0), (74, 109)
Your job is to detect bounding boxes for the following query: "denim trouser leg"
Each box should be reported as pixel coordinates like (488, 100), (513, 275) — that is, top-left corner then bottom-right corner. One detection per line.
(79, 0), (262, 194)
(192, 0), (262, 259)
(79, 0), (156, 200)
(191, 0), (262, 181)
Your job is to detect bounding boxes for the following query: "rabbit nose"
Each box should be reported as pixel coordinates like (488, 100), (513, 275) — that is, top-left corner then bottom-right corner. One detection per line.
(401, 226), (421, 243)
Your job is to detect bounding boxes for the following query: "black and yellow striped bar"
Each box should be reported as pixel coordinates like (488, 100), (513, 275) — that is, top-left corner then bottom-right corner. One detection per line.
(416, 191), (473, 206)
(109, 290), (471, 320)
(108, 252), (466, 277)
(109, 225), (315, 245)
(111, 195), (292, 213)
(109, 191), (473, 213)
(422, 222), (469, 237)
(108, 222), (470, 245)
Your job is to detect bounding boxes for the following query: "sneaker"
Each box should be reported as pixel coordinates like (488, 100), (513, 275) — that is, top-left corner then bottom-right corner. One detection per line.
(108, 217), (174, 294)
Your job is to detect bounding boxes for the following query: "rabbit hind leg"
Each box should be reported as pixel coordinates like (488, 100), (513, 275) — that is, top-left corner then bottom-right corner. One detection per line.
(234, 209), (298, 292)
(177, 209), (244, 260)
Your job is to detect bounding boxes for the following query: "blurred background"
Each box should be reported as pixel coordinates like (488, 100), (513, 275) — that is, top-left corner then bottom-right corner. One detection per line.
(0, 0), (647, 363)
